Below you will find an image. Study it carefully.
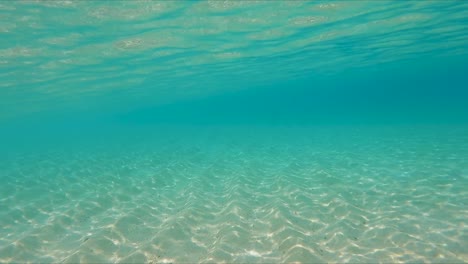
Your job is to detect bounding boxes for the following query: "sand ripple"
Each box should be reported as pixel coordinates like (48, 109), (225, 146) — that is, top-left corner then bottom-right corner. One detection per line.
(0, 126), (467, 263)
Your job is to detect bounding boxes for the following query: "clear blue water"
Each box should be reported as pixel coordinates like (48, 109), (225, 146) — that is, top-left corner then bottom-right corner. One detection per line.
(1, 1), (467, 263)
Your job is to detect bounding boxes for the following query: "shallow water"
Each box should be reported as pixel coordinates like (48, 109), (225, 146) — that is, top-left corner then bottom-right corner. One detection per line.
(1, 1), (468, 263)
(1, 125), (467, 263)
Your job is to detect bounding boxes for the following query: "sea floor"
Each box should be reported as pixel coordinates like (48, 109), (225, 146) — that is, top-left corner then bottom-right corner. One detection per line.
(0, 125), (467, 263)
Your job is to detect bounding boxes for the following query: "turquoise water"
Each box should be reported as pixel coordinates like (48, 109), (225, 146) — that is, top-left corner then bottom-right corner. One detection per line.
(1, 1), (468, 263)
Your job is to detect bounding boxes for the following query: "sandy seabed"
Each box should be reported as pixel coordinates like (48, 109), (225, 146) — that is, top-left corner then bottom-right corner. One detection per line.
(0, 126), (467, 263)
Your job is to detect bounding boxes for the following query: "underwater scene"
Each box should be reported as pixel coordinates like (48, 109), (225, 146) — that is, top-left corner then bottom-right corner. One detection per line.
(1, 1), (468, 263)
